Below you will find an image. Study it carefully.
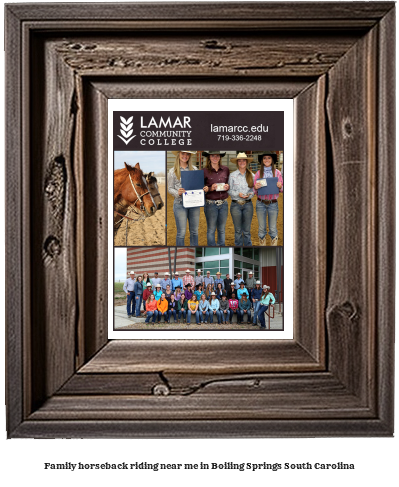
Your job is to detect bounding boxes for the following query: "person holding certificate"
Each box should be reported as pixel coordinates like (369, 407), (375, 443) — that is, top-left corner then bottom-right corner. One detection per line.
(254, 151), (283, 246)
(168, 150), (200, 246)
(227, 153), (255, 246)
(203, 151), (230, 246)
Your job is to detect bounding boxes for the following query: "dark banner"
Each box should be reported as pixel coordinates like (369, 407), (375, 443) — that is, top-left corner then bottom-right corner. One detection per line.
(113, 111), (284, 151)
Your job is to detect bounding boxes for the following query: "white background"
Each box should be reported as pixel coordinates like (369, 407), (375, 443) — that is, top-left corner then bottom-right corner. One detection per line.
(109, 98), (293, 340)
(1, 1), (397, 486)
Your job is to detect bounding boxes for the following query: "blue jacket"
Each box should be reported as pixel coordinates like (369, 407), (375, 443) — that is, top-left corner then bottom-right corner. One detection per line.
(237, 287), (249, 300)
(209, 299), (220, 311)
(134, 281), (143, 295)
(252, 288), (262, 300)
(199, 300), (210, 312)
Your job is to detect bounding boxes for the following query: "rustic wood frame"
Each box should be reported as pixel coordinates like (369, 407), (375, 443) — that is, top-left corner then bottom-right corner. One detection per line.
(6, 2), (395, 438)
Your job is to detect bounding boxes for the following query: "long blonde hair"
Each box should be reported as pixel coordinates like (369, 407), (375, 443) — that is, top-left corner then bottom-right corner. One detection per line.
(174, 152), (194, 180)
(236, 159), (253, 187)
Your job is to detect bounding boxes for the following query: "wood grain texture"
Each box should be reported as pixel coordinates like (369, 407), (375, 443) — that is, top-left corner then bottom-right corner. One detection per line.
(325, 27), (377, 406)
(5, 2), (395, 438)
(294, 76), (326, 364)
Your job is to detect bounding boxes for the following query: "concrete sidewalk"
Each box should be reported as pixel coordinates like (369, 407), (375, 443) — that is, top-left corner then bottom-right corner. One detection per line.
(114, 304), (283, 331)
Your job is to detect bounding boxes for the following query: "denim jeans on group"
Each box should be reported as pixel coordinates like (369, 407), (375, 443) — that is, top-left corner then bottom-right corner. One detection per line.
(199, 311), (209, 323)
(229, 309), (239, 322)
(135, 294), (143, 317)
(173, 200), (200, 246)
(204, 200), (228, 246)
(187, 309), (200, 324)
(252, 300), (261, 324)
(126, 291), (135, 316)
(145, 310), (158, 323)
(209, 310), (221, 324)
(230, 201), (253, 246)
(178, 310), (186, 320)
(238, 309), (252, 323)
(168, 310), (177, 322)
(257, 305), (269, 328)
(256, 200), (279, 240)
(220, 310), (229, 323)
(158, 311), (169, 323)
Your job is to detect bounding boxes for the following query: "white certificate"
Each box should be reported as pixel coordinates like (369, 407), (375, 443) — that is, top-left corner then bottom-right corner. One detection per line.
(182, 190), (205, 208)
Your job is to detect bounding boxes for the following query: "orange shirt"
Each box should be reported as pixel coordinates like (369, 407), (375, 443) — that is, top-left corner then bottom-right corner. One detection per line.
(157, 298), (168, 313)
(146, 299), (158, 312)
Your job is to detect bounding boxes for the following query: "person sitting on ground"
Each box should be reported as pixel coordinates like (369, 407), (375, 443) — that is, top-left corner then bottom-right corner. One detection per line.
(229, 292), (239, 323)
(145, 294), (158, 324)
(219, 294), (230, 324)
(198, 293), (210, 324)
(238, 293), (252, 324)
(156, 293), (169, 324)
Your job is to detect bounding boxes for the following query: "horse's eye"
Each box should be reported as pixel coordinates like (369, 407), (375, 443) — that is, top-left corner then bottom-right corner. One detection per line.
(136, 183), (141, 187)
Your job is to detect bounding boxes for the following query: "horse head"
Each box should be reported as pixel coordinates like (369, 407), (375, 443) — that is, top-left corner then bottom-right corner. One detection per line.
(121, 162), (156, 217)
(144, 172), (164, 210)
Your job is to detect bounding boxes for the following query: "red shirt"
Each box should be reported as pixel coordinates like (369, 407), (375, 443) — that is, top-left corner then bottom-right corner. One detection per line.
(143, 289), (152, 302)
(204, 165), (230, 201)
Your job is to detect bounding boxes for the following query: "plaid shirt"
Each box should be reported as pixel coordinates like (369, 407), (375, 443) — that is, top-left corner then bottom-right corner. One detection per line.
(254, 168), (283, 201)
(183, 274), (195, 288)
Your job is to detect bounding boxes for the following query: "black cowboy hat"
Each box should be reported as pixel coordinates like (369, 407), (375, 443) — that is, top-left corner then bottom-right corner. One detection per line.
(202, 151), (226, 157)
(258, 151), (278, 164)
(185, 283), (192, 288)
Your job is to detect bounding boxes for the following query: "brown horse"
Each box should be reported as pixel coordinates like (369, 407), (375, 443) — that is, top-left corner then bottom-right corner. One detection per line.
(144, 172), (164, 210)
(114, 162), (156, 226)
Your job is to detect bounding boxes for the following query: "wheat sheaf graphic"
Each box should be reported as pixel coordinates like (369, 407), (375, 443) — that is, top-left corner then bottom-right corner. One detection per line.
(117, 116), (136, 145)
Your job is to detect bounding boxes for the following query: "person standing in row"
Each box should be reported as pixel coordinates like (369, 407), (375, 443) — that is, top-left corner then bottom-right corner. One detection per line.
(184, 283), (193, 301)
(183, 269), (195, 290)
(237, 281), (249, 301)
(195, 283), (204, 301)
(142, 272), (152, 288)
(164, 284), (173, 303)
(214, 271), (224, 290)
(160, 272), (171, 293)
(234, 272), (244, 289)
(134, 275), (144, 317)
(254, 151), (283, 246)
(174, 285), (182, 301)
(154, 284), (162, 301)
(251, 281), (263, 325)
(168, 150), (200, 246)
(151, 272), (162, 291)
(203, 151), (230, 246)
(223, 273), (233, 290)
(195, 269), (204, 288)
(171, 272), (183, 292)
(227, 282), (236, 300)
(142, 282), (152, 315)
(123, 270), (136, 318)
(228, 152), (255, 246)
(257, 285), (276, 329)
(245, 271), (256, 302)
(204, 271), (214, 290)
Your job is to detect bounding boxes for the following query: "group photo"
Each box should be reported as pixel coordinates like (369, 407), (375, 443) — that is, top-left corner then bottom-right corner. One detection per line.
(114, 151), (166, 246)
(166, 150), (284, 247)
(114, 246), (283, 331)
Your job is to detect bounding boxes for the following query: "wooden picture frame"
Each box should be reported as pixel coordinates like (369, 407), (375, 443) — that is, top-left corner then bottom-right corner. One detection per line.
(5, 2), (395, 437)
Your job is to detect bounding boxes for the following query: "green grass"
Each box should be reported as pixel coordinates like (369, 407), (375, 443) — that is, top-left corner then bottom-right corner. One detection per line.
(114, 282), (124, 293)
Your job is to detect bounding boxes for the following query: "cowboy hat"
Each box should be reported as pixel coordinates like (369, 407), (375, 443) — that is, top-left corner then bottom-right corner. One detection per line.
(174, 272), (179, 275)
(171, 150), (197, 156)
(256, 280), (261, 285)
(262, 285), (270, 290)
(185, 283), (192, 288)
(257, 151), (278, 164)
(216, 271), (221, 275)
(230, 152), (253, 164)
(146, 282), (152, 287)
(129, 271), (135, 274)
(202, 151), (226, 157)
(211, 292), (216, 296)
(155, 284), (161, 288)
(164, 272), (170, 275)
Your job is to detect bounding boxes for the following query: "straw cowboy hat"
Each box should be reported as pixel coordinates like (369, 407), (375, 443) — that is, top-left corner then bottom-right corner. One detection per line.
(202, 151), (226, 157)
(211, 292), (216, 296)
(257, 151), (278, 164)
(172, 150), (197, 156)
(231, 152), (253, 164)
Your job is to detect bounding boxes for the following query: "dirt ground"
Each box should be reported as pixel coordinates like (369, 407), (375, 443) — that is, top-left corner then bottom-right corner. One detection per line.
(114, 184), (166, 247)
(167, 193), (283, 247)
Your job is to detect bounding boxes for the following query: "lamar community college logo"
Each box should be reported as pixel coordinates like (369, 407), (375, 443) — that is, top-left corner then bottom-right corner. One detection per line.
(117, 116), (136, 145)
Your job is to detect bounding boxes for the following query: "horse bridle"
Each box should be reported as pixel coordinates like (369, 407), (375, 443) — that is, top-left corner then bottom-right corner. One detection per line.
(114, 172), (155, 226)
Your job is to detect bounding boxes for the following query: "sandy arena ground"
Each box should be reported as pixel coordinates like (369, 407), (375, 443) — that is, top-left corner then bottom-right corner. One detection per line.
(114, 184), (166, 246)
(167, 193), (283, 247)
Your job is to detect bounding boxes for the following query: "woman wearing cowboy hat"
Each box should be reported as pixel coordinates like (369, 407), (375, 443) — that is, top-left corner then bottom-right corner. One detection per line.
(254, 151), (283, 246)
(203, 151), (230, 246)
(227, 152), (255, 246)
(168, 150), (200, 246)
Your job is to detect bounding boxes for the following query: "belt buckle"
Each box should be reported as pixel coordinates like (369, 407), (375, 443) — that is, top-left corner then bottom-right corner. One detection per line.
(216, 200), (224, 206)
(238, 200), (245, 206)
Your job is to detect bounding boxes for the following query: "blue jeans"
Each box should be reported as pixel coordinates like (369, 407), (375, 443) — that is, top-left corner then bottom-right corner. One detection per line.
(209, 310), (221, 323)
(252, 300), (261, 323)
(230, 201), (253, 246)
(159, 311), (168, 322)
(258, 305), (269, 328)
(204, 200), (228, 246)
(229, 309), (239, 322)
(187, 310), (200, 324)
(168, 310), (177, 321)
(220, 309), (229, 322)
(256, 200), (279, 240)
(145, 310), (158, 323)
(126, 291), (135, 316)
(178, 309), (186, 320)
(173, 200), (200, 246)
(238, 309), (252, 323)
(135, 295), (143, 317)
(199, 310), (209, 322)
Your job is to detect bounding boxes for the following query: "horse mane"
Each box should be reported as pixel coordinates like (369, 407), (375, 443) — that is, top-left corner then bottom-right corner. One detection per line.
(144, 172), (157, 183)
(114, 163), (143, 178)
